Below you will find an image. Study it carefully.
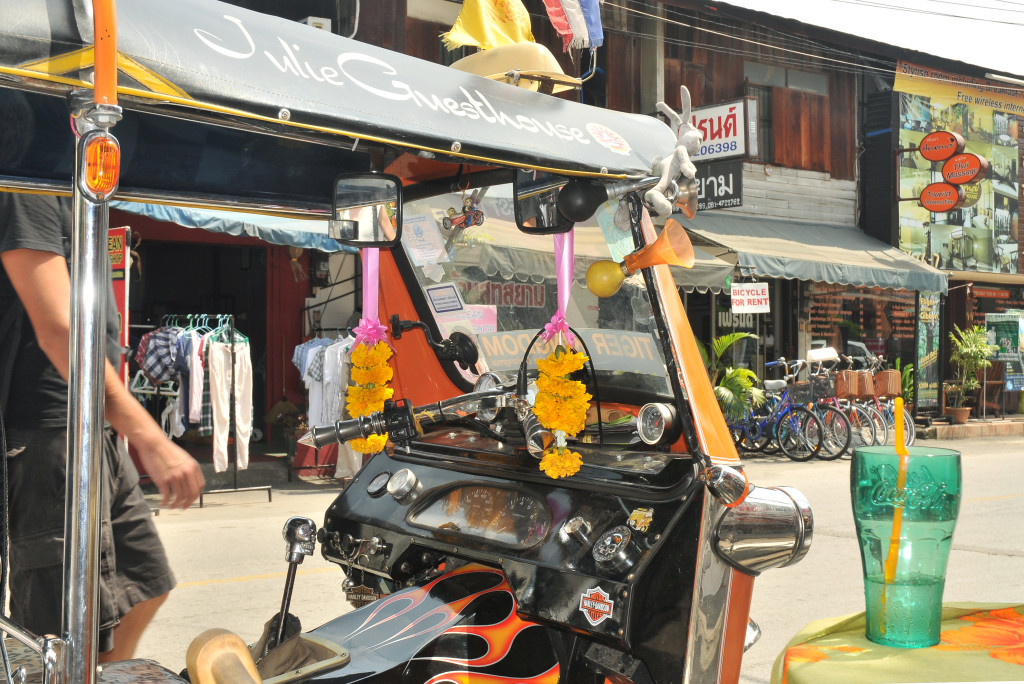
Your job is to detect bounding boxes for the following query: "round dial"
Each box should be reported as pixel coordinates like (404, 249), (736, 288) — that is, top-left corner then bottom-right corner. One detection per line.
(366, 471), (391, 497)
(472, 372), (503, 422)
(387, 468), (418, 500)
(593, 525), (632, 564)
(637, 403), (674, 445)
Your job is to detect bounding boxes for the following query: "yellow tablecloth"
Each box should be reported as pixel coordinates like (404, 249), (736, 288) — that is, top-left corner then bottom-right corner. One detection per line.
(771, 603), (1024, 684)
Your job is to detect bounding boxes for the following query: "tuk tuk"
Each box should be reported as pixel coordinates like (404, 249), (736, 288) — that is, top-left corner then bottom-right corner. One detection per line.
(0, 1), (812, 683)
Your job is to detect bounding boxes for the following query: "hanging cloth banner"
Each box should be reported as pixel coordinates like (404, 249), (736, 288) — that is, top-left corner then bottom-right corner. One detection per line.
(442, 0), (536, 51)
(542, 0), (604, 51)
(542, 230), (576, 345)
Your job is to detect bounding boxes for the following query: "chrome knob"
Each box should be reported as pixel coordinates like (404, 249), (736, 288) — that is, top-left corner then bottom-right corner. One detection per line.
(560, 517), (592, 546)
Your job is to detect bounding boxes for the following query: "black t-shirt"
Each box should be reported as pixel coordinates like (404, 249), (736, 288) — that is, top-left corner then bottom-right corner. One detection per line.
(0, 192), (121, 428)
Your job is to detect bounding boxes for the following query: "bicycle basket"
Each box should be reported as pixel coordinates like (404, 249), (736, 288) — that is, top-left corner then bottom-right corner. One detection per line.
(811, 374), (836, 400)
(835, 370), (857, 399)
(787, 380), (813, 404)
(873, 369), (901, 398)
(855, 370), (875, 399)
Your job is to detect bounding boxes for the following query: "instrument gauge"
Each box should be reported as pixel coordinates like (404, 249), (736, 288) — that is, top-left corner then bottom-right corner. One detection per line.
(366, 471), (391, 497)
(637, 403), (676, 445)
(387, 468), (419, 501)
(472, 372), (503, 422)
(592, 525), (636, 572)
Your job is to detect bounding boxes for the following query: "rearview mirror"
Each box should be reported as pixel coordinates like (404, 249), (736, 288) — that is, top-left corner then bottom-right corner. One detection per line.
(513, 169), (574, 234)
(331, 173), (402, 248)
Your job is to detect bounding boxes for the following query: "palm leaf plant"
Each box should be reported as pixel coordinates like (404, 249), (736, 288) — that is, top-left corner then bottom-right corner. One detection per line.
(944, 324), (997, 409)
(698, 332), (765, 421)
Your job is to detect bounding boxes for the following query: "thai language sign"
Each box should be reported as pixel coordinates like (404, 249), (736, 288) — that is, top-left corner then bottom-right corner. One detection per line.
(690, 98), (753, 162)
(696, 160), (743, 211)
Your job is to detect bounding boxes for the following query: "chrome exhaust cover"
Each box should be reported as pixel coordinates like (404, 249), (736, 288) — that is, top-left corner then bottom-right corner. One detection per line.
(712, 485), (813, 576)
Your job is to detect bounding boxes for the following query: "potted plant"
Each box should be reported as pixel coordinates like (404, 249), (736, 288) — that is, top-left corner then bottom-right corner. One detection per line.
(698, 332), (765, 421)
(943, 324), (997, 423)
(895, 358), (915, 413)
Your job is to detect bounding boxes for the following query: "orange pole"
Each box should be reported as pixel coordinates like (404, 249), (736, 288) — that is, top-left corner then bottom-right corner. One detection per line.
(92, 0), (118, 105)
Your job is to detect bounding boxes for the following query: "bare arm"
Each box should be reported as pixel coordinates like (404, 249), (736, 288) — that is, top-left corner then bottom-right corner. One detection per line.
(1, 248), (205, 508)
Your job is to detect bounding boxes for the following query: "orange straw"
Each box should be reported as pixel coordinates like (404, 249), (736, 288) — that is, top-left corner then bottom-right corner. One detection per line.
(884, 397), (909, 583)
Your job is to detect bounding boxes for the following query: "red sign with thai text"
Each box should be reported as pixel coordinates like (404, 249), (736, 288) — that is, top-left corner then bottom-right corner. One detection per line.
(941, 153), (989, 185)
(919, 182), (965, 212)
(918, 131), (964, 162)
(108, 227), (129, 384)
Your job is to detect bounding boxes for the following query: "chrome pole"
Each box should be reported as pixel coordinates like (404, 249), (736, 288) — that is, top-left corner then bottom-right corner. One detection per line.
(62, 93), (119, 684)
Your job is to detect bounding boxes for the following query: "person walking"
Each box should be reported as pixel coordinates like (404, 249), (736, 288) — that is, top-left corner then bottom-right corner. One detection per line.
(0, 191), (205, 661)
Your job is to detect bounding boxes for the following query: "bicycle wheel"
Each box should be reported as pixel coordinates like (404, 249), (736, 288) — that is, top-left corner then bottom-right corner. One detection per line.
(814, 404), (851, 460)
(777, 406), (823, 462)
(845, 403), (877, 450)
(760, 419), (780, 454)
(863, 403), (888, 445)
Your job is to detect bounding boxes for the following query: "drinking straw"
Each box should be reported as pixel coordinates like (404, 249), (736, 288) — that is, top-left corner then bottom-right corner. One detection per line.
(884, 397), (909, 584)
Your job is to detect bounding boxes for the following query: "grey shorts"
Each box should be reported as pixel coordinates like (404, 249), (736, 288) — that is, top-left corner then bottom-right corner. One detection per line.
(5, 427), (176, 653)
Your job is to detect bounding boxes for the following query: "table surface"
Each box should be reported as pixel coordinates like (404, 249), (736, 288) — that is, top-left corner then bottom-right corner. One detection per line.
(771, 603), (1024, 684)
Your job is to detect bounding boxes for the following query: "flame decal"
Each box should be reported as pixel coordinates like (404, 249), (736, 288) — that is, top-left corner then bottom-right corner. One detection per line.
(424, 662), (560, 684)
(344, 565), (504, 645)
(426, 591), (537, 667)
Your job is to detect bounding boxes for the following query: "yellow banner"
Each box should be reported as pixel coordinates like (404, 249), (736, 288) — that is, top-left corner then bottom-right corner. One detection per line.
(442, 0), (535, 51)
(894, 61), (1024, 116)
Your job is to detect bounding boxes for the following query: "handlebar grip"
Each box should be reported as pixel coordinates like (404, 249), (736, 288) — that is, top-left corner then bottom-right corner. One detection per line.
(764, 361), (780, 368)
(521, 411), (554, 458)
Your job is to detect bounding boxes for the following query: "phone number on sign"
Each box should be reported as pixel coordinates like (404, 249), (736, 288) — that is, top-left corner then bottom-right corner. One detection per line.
(697, 141), (739, 156)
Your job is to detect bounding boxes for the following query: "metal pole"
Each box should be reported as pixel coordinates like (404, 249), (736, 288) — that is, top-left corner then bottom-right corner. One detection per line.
(63, 159), (108, 684)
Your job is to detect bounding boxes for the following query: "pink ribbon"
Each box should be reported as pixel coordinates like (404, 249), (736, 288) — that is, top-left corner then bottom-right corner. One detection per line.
(541, 230), (575, 345)
(349, 247), (393, 352)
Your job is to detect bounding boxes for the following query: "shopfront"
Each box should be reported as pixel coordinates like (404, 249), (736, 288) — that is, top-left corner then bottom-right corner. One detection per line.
(678, 211), (948, 392)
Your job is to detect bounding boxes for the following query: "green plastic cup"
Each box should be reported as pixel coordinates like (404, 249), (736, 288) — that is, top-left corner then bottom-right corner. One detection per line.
(850, 446), (961, 648)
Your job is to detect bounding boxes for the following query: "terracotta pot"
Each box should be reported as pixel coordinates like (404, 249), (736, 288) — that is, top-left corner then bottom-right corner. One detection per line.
(943, 406), (971, 424)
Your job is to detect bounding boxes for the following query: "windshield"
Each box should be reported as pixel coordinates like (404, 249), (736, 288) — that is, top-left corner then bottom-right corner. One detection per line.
(400, 184), (673, 402)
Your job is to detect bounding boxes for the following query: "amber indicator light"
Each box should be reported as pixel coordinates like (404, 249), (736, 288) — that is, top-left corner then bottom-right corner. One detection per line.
(84, 135), (120, 198)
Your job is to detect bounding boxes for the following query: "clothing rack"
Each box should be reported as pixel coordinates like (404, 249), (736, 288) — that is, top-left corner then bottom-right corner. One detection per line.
(198, 314), (272, 507)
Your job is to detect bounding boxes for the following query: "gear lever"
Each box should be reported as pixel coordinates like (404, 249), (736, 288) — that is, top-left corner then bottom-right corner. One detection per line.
(273, 516), (317, 649)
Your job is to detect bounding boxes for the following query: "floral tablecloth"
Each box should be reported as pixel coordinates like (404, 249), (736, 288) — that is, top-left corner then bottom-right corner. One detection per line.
(771, 603), (1024, 683)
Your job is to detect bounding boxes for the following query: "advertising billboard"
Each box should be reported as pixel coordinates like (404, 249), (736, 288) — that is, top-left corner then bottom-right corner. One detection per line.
(894, 62), (1022, 275)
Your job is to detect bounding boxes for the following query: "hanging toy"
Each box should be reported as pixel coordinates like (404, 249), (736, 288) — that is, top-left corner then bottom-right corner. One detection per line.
(442, 194), (485, 231)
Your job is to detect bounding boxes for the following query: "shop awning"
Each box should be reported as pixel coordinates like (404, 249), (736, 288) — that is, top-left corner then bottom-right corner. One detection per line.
(680, 213), (948, 295)
(112, 201), (356, 253)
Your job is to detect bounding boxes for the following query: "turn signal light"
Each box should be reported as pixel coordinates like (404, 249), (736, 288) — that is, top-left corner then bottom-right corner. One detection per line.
(84, 134), (120, 199)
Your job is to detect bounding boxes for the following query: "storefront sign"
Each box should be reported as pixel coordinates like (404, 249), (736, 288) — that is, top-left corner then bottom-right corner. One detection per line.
(941, 153), (989, 185)
(108, 226), (130, 384)
(918, 182), (964, 212)
(731, 282), (770, 314)
(895, 62), (1022, 275)
(477, 328), (665, 375)
(985, 312), (1024, 388)
(916, 291), (941, 409)
(690, 98), (754, 162)
(696, 160), (743, 211)
(918, 130), (964, 162)
(975, 287), (1011, 299)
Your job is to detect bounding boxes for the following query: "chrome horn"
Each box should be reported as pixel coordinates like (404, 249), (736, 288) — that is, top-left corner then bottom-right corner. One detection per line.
(700, 465), (813, 576)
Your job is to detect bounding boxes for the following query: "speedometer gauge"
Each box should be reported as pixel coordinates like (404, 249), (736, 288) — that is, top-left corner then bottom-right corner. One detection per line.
(637, 403), (675, 445)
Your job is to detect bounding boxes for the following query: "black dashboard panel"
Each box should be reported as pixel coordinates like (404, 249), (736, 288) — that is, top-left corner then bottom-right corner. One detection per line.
(320, 443), (702, 649)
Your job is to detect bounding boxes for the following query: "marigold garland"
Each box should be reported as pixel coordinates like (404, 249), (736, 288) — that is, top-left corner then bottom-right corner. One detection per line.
(533, 346), (591, 479)
(346, 341), (394, 454)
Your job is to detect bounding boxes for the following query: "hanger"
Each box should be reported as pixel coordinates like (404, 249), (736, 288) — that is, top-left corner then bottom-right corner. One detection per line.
(129, 369), (180, 397)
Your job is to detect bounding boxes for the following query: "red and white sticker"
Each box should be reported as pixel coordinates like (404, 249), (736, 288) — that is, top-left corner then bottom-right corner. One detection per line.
(579, 586), (614, 626)
(587, 123), (631, 156)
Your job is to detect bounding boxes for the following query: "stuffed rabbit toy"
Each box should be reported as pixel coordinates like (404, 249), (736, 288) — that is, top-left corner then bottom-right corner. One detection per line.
(644, 86), (703, 216)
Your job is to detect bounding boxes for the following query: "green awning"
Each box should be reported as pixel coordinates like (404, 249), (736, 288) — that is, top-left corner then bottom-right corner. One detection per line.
(680, 213), (948, 295)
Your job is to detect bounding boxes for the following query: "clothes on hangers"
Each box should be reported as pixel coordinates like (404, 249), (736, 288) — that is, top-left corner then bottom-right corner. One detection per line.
(208, 339), (253, 473)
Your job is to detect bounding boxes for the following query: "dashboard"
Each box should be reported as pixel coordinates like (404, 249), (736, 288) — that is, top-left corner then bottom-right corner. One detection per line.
(409, 484), (551, 549)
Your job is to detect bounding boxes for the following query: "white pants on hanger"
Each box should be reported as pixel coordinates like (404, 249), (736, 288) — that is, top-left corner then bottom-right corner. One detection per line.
(209, 341), (253, 473)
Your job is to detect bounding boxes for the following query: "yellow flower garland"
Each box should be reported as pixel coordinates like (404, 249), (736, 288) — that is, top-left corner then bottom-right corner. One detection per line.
(346, 341), (394, 454)
(533, 346), (591, 479)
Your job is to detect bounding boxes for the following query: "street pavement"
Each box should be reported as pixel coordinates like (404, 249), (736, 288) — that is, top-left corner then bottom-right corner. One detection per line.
(133, 437), (1024, 683)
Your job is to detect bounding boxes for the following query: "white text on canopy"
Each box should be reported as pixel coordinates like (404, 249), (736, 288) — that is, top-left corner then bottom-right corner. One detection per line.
(731, 282), (770, 314)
